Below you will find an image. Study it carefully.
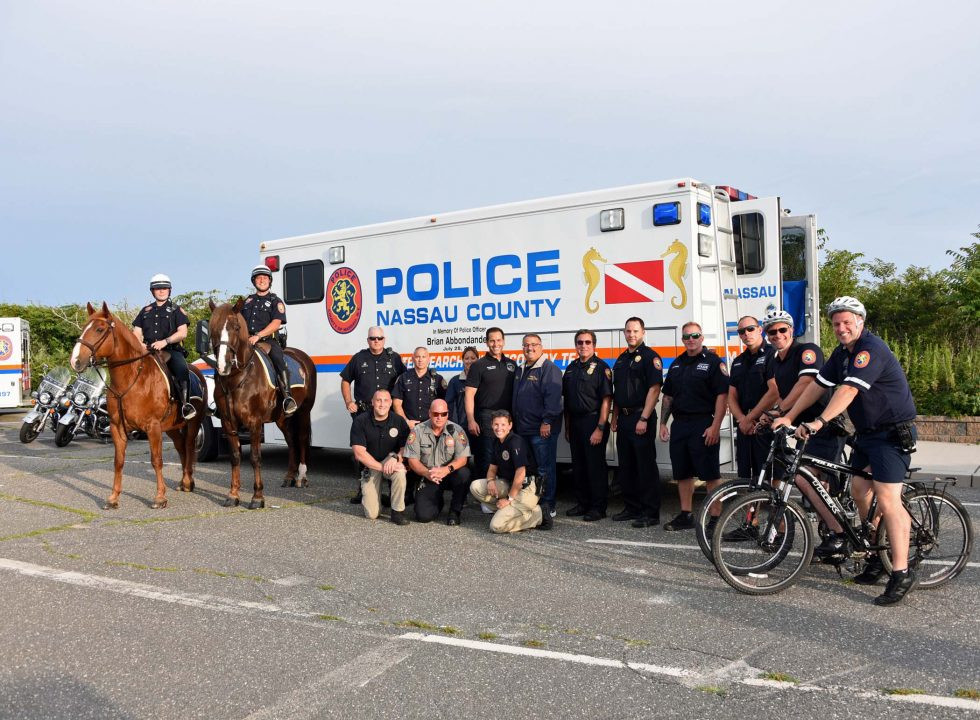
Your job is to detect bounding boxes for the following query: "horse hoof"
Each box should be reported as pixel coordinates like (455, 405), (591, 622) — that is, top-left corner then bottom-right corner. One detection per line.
(223, 497), (240, 507)
(248, 499), (265, 510)
(103, 500), (119, 510)
(299, 478), (308, 488)
(281, 478), (292, 488)
(151, 499), (168, 510)
(179, 482), (194, 493)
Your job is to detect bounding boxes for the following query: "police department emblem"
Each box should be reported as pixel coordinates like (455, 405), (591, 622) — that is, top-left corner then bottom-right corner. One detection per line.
(653, 357), (662, 370)
(502, 450), (510, 461)
(854, 351), (871, 368)
(326, 267), (362, 335)
(802, 350), (817, 365)
(720, 363), (729, 376)
(389, 428), (399, 438)
(0, 335), (12, 362)
(506, 363), (516, 372)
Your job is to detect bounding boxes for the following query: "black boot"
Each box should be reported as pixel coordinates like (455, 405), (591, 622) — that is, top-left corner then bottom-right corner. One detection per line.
(278, 370), (298, 416)
(874, 568), (917, 606)
(180, 381), (197, 420)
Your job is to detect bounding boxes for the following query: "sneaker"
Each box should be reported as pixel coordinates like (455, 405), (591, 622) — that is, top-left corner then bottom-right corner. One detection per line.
(566, 504), (587, 517)
(481, 503), (495, 515)
(704, 515), (719, 539)
(663, 512), (695, 531)
(549, 508), (557, 519)
(537, 508), (554, 531)
(854, 555), (886, 585)
(874, 569), (918, 606)
(722, 523), (759, 542)
(390, 510), (410, 526)
(583, 510), (606, 522)
(612, 510), (640, 522)
(447, 511), (461, 527)
(814, 532), (847, 563)
(349, 492), (363, 505)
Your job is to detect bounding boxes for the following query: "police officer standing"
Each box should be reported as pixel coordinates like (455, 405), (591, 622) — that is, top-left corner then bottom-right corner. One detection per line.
(464, 327), (516, 481)
(562, 329), (612, 521)
(775, 297), (919, 606)
(392, 347), (447, 428)
(727, 316), (777, 481)
(242, 265), (297, 416)
(611, 317), (664, 527)
(658, 322), (729, 533)
(132, 273), (195, 420)
(350, 390), (411, 525)
(404, 399), (472, 525)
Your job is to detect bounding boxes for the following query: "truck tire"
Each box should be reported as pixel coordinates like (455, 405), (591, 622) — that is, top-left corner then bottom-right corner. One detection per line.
(196, 419), (219, 462)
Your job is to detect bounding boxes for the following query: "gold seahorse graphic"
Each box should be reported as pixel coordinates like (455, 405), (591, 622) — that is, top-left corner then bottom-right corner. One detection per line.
(661, 239), (688, 310)
(582, 247), (607, 314)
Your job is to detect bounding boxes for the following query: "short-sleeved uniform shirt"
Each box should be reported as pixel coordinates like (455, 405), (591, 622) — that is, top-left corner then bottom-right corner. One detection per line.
(767, 341), (829, 423)
(612, 344), (663, 409)
(340, 348), (407, 404)
(491, 432), (538, 482)
(349, 412), (410, 462)
(132, 300), (189, 353)
(729, 343), (775, 413)
(662, 349), (729, 415)
(563, 356), (613, 415)
(403, 420), (472, 468)
(242, 292), (286, 335)
(392, 369), (447, 422)
(816, 331), (916, 432)
(465, 354), (517, 412)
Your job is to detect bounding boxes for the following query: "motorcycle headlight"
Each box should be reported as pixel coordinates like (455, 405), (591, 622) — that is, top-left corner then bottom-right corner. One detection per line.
(39, 391), (52, 404)
(73, 392), (89, 405)
(31, 391), (38, 399)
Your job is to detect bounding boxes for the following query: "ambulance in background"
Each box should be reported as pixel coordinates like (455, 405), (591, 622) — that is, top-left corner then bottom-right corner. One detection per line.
(201, 178), (820, 470)
(0, 318), (32, 409)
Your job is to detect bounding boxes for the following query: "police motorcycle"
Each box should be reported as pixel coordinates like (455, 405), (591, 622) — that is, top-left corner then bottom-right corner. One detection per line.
(54, 368), (110, 447)
(20, 366), (72, 443)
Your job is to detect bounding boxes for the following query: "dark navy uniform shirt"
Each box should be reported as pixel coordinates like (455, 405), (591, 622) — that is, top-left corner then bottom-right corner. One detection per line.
(767, 341), (829, 423)
(132, 300), (188, 353)
(392, 368), (448, 422)
(612, 343), (663, 409)
(242, 292), (286, 335)
(349, 412), (410, 462)
(465, 354), (517, 412)
(491, 432), (538, 482)
(562, 356), (613, 416)
(662, 349), (729, 417)
(512, 356), (563, 435)
(816, 330), (916, 432)
(729, 343), (775, 413)
(341, 348), (407, 404)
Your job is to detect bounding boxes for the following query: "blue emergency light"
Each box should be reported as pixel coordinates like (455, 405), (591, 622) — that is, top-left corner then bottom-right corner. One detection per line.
(653, 202), (680, 226)
(698, 202), (711, 226)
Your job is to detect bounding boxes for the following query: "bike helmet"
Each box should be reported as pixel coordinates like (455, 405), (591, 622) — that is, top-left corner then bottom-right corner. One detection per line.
(149, 273), (172, 290)
(827, 296), (866, 319)
(760, 308), (794, 329)
(251, 264), (273, 285)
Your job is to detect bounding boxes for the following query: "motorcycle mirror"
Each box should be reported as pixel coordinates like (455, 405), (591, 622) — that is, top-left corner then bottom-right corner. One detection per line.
(195, 320), (210, 356)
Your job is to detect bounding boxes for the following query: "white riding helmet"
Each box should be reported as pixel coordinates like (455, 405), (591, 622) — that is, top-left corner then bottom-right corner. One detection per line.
(827, 296), (866, 319)
(760, 308), (794, 329)
(251, 264), (273, 285)
(149, 273), (172, 290)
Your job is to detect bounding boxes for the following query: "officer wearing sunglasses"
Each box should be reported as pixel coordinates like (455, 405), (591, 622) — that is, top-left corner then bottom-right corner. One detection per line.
(728, 316), (778, 481)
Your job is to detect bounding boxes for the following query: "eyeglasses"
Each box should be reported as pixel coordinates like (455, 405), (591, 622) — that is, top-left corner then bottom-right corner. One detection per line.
(522, 343), (541, 348)
(368, 336), (385, 341)
(737, 325), (758, 335)
(766, 327), (790, 336)
(681, 332), (702, 340)
(575, 340), (593, 345)
(430, 411), (448, 417)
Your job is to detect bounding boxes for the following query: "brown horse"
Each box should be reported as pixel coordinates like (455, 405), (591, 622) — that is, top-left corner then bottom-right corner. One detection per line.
(207, 299), (317, 509)
(71, 302), (207, 509)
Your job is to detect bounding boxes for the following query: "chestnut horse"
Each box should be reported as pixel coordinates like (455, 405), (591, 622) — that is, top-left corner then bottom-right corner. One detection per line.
(71, 302), (207, 509)
(207, 299), (317, 509)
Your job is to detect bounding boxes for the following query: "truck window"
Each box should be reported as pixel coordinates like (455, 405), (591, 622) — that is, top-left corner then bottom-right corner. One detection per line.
(283, 260), (325, 304)
(733, 212), (765, 275)
(781, 226), (806, 282)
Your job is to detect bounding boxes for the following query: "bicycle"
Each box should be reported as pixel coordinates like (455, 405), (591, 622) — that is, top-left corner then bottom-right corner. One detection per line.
(708, 425), (973, 595)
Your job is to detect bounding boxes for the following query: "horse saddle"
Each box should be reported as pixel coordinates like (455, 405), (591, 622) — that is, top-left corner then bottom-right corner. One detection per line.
(150, 353), (204, 402)
(254, 346), (305, 391)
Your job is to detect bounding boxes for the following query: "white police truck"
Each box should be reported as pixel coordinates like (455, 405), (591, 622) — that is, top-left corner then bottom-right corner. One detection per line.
(0, 318), (31, 409)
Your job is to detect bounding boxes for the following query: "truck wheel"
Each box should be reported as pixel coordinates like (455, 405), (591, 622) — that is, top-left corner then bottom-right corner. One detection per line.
(196, 419), (219, 462)
(19, 421), (41, 444)
(55, 423), (75, 448)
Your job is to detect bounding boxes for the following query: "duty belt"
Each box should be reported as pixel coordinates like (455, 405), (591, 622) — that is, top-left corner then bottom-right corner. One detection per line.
(618, 407), (643, 416)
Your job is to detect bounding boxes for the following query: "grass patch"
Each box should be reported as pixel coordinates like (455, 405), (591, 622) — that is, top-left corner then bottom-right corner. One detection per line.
(696, 685), (726, 697)
(192, 568), (264, 582)
(563, 628), (581, 635)
(396, 620), (437, 631)
(317, 615), (342, 622)
(522, 639), (545, 648)
(317, 584), (335, 591)
(438, 626), (461, 635)
(477, 632), (498, 640)
(0, 493), (99, 521)
(537, 624), (552, 631)
(624, 639), (650, 648)
(107, 560), (178, 572)
(954, 689), (980, 700)
(882, 688), (926, 696)
(760, 672), (799, 684)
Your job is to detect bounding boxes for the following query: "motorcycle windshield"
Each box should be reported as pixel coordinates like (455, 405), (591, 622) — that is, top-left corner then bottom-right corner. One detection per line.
(75, 368), (106, 398)
(39, 367), (72, 395)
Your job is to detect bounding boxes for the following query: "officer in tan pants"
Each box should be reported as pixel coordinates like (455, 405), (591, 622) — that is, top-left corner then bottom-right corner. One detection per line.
(470, 410), (547, 533)
(350, 390), (411, 525)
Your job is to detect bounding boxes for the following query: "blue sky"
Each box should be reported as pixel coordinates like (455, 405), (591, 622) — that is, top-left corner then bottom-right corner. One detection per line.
(2, 0), (977, 307)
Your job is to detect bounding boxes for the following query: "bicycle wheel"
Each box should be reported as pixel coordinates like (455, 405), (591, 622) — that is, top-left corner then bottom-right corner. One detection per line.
(879, 488), (974, 589)
(712, 491), (814, 595)
(695, 478), (753, 564)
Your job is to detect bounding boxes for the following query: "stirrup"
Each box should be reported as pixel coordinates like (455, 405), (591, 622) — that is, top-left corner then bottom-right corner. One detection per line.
(181, 402), (198, 420)
(282, 397), (298, 416)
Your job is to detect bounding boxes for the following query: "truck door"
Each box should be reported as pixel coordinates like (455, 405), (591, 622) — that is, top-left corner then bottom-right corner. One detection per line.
(780, 214), (820, 344)
(729, 196), (783, 329)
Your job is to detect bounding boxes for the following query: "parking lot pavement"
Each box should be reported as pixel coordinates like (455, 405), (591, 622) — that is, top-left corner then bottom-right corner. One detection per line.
(1, 416), (978, 719)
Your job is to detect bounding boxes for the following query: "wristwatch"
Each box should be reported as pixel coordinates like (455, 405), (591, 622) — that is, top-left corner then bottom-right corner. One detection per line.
(639, 416), (650, 422)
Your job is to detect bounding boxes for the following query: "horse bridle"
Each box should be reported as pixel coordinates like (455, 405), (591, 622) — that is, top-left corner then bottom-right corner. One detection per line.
(211, 317), (256, 390)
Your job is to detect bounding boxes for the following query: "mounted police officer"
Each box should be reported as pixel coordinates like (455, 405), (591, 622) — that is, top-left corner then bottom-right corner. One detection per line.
(131, 274), (195, 420)
(242, 264), (297, 416)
